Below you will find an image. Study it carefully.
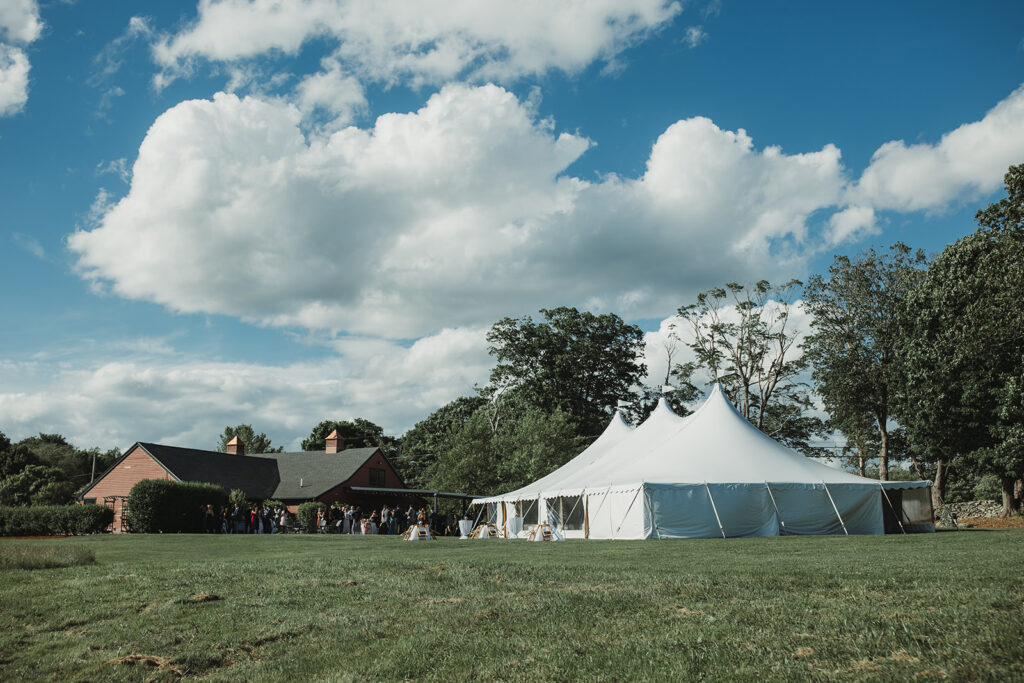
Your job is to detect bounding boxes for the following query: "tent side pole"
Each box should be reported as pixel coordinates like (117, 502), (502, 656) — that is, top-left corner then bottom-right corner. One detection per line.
(821, 481), (849, 535)
(879, 483), (906, 534)
(564, 495), (583, 532)
(704, 481), (727, 539)
(613, 485), (643, 539)
(764, 482), (786, 535)
(502, 501), (508, 538)
(473, 504), (484, 529)
(559, 497), (565, 532)
(584, 490), (590, 539)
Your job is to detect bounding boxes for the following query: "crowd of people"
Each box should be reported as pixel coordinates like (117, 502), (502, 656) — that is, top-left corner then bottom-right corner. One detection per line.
(201, 502), (468, 536)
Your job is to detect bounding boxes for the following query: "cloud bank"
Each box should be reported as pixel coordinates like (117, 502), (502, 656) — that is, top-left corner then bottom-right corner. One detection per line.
(69, 83), (851, 338)
(152, 0), (681, 89)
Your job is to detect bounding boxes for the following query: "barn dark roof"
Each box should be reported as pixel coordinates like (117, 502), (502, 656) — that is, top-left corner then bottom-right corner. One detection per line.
(270, 448), (379, 499)
(82, 443), (390, 501)
(138, 443), (282, 500)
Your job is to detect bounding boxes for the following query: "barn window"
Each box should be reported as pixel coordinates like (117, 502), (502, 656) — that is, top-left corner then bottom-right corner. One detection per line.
(369, 468), (386, 486)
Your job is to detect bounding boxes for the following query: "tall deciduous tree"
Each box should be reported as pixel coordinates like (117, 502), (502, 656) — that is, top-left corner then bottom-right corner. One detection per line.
(486, 307), (647, 437)
(675, 280), (827, 454)
(301, 418), (396, 456)
(397, 396), (486, 488)
(803, 244), (927, 480)
(900, 165), (1024, 514)
(217, 425), (282, 454)
(429, 402), (585, 496)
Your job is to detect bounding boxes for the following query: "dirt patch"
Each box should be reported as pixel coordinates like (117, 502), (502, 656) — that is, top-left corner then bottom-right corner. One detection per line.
(335, 580), (358, 586)
(793, 647), (815, 658)
(890, 650), (921, 663)
(850, 659), (881, 672)
(188, 592), (220, 603)
(107, 653), (182, 677)
(673, 606), (704, 616)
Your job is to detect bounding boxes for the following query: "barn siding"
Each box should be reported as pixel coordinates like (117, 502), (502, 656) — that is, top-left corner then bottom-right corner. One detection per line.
(87, 446), (174, 532)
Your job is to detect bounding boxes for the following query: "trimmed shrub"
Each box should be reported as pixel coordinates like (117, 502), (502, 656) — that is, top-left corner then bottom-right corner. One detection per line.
(126, 480), (228, 533)
(296, 501), (325, 532)
(0, 504), (114, 536)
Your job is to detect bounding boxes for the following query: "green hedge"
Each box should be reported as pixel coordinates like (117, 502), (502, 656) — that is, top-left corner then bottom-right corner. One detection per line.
(296, 501), (325, 531)
(126, 480), (228, 533)
(0, 504), (114, 536)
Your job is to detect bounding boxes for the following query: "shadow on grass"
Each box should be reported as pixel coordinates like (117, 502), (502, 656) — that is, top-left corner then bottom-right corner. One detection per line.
(0, 544), (95, 569)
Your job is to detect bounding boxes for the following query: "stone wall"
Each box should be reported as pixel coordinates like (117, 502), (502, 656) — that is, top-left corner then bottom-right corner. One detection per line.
(942, 500), (1003, 518)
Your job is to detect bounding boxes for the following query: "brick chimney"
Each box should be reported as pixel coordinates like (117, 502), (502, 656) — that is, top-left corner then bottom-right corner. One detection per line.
(226, 435), (244, 455)
(325, 429), (344, 454)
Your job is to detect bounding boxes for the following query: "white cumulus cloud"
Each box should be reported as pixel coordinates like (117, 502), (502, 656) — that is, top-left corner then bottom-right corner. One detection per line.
(0, 0), (40, 116)
(0, 327), (492, 450)
(69, 84), (849, 339)
(853, 84), (1024, 213)
(152, 0), (682, 89)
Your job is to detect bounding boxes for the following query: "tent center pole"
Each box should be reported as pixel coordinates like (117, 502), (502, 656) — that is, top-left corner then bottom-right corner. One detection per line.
(704, 481), (726, 539)
(821, 481), (848, 535)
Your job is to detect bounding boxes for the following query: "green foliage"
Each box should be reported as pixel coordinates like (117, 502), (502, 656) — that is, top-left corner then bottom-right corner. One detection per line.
(262, 499), (283, 508)
(126, 480), (228, 533)
(296, 501), (325, 530)
(217, 424), (282, 454)
(15, 433), (119, 490)
(301, 418), (396, 455)
(486, 306), (647, 438)
(0, 433), (37, 479)
(804, 244), (927, 478)
(430, 402), (586, 496)
(901, 165), (1024, 513)
(0, 544), (95, 569)
(0, 464), (74, 506)
(397, 395), (487, 488)
(0, 431), (119, 507)
(0, 504), (113, 536)
(675, 280), (828, 454)
(229, 488), (248, 508)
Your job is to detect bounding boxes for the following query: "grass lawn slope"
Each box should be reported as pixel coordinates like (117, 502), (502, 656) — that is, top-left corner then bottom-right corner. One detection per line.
(1, 531), (1022, 681)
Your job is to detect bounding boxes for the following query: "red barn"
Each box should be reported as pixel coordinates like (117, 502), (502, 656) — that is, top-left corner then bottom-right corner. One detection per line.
(79, 431), (414, 532)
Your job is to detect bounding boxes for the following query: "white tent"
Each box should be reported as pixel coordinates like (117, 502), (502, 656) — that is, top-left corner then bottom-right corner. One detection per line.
(473, 385), (933, 539)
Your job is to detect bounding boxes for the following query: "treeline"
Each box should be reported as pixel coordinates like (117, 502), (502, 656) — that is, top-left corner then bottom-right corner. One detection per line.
(0, 432), (119, 507)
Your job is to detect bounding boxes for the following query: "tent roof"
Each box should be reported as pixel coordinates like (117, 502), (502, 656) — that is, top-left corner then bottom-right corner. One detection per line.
(475, 385), (929, 504)
(482, 409), (634, 502)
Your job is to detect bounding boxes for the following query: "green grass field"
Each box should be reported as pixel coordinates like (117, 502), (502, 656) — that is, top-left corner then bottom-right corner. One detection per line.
(1, 531), (1022, 681)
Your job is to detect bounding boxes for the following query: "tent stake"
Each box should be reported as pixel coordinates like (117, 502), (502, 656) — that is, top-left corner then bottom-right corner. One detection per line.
(821, 481), (848, 535)
(879, 483), (906, 534)
(704, 481), (726, 539)
(764, 482), (786, 535)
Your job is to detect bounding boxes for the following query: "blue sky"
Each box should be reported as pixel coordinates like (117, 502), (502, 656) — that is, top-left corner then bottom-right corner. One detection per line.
(1, 0), (1023, 451)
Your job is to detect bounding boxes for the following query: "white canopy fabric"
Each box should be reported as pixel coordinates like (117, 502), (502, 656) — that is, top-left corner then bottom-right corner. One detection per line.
(473, 385), (932, 538)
